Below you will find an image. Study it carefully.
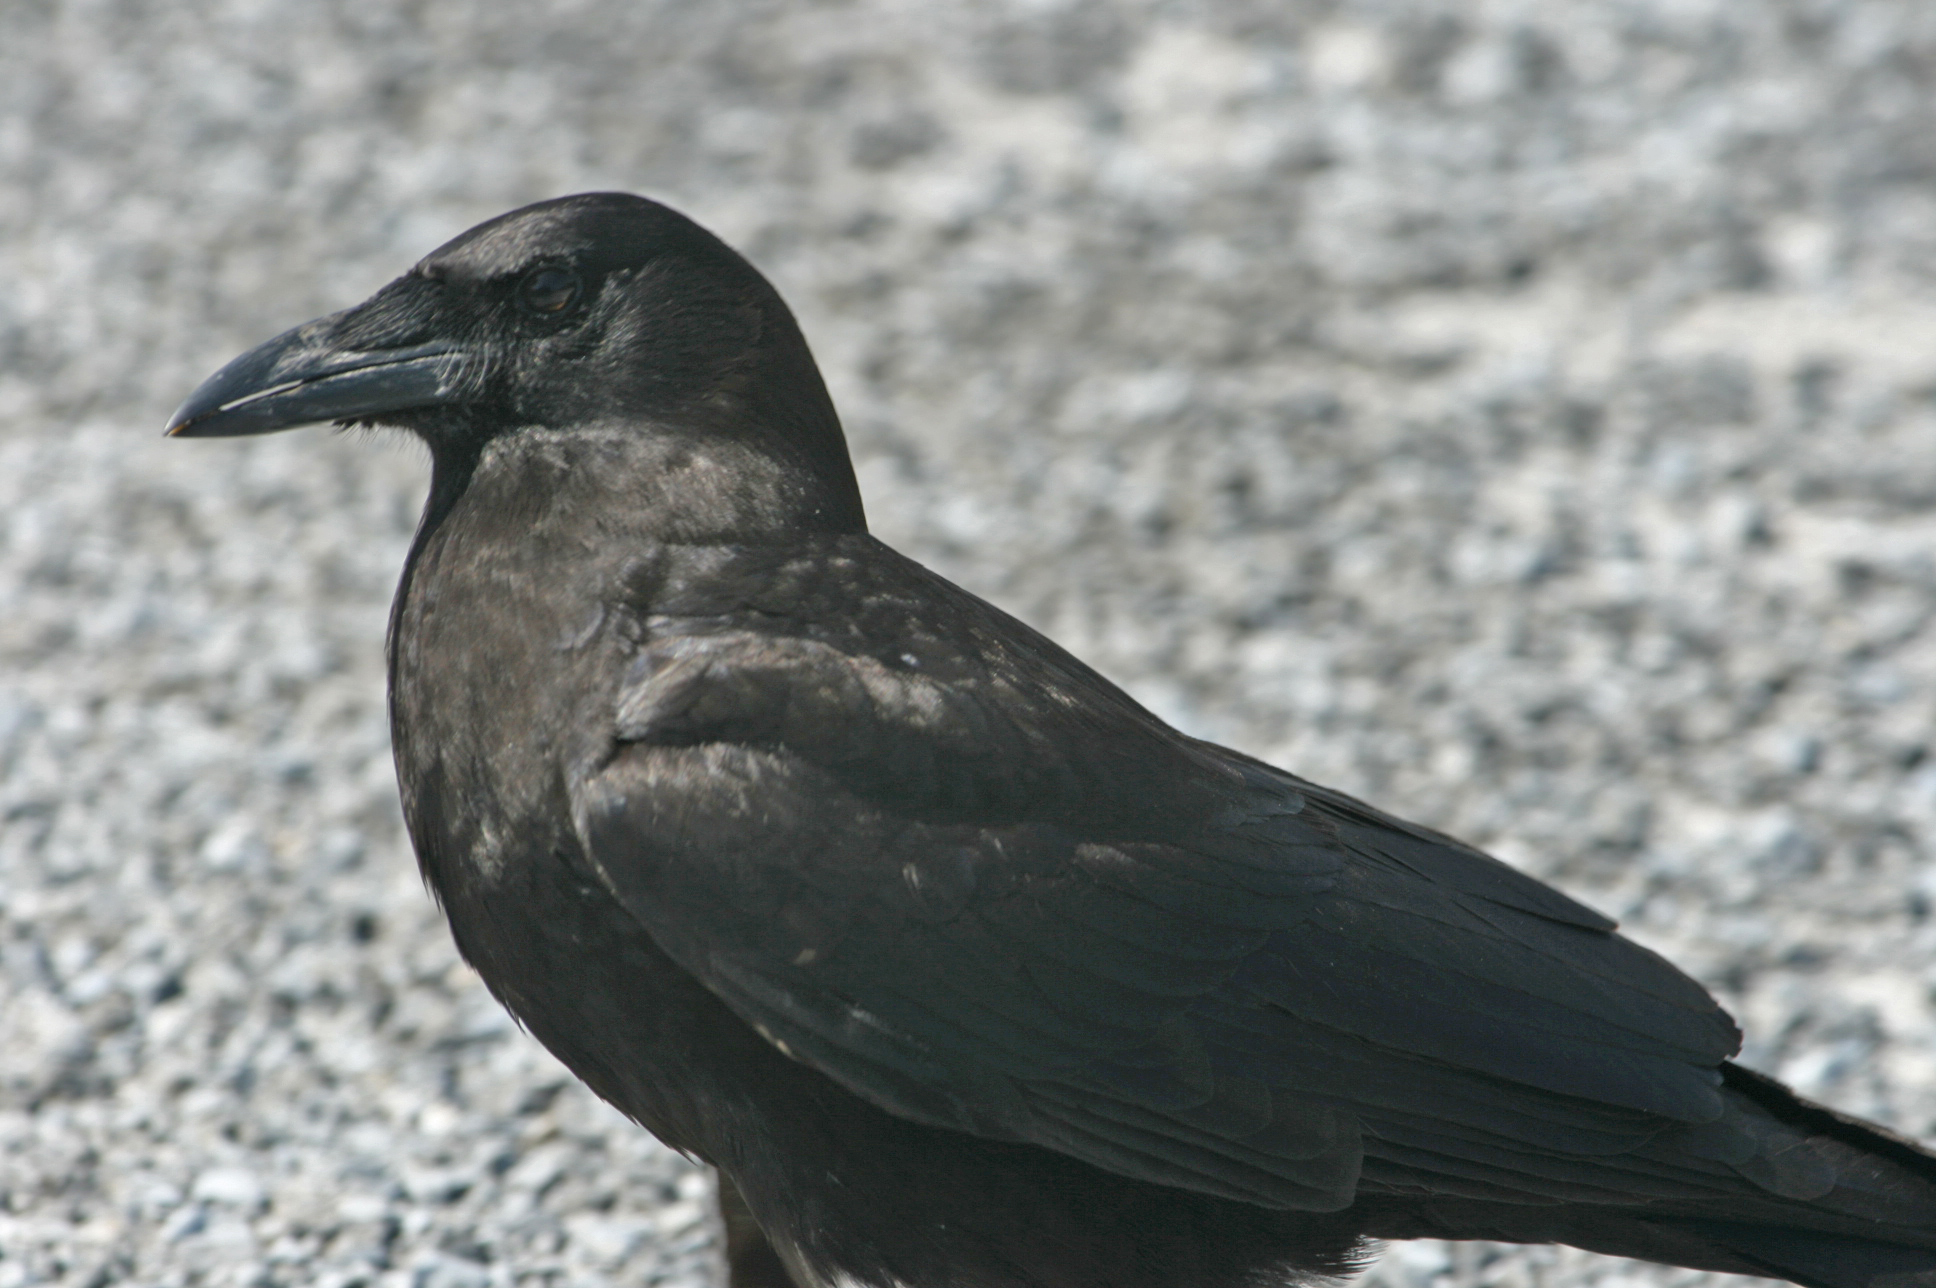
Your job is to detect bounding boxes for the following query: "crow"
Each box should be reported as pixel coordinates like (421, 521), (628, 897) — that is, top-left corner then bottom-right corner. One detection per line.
(167, 193), (1936, 1288)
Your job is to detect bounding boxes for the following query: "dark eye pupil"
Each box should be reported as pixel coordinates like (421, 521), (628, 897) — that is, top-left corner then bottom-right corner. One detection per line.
(520, 268), (579, 314)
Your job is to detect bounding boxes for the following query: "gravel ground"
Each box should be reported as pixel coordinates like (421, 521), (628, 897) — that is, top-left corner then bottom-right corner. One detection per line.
(6, 3), (1936, 1286)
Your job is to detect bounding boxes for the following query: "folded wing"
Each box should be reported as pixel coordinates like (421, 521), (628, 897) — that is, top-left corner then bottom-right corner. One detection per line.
(574, 544), (1751, 1214)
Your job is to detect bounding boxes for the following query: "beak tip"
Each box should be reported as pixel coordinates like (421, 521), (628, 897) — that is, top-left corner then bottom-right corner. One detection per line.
(162, 402), (203, 437)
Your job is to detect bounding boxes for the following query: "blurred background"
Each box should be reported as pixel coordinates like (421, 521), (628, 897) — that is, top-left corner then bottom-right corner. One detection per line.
(5, 2), (1936, 1285)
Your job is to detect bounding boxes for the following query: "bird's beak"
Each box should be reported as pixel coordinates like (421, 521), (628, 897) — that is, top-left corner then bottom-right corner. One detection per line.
(165, 313), (471, 438)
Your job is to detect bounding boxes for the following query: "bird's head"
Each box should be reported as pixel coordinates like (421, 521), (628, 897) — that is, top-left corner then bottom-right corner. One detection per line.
(167, 193), (864, 531)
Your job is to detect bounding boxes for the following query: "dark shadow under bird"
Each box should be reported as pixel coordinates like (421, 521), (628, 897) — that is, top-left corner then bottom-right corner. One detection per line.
(167, 193), (1936, 1288)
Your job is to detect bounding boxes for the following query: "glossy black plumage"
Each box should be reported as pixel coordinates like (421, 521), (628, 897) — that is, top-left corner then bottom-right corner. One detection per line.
(169, 193), (1936, 1288)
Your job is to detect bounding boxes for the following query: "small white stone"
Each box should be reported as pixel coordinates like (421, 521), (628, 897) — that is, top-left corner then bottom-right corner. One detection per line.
(191, 1167), (264, 1209)
(336, 1193), (389, 1223)
(1304, 24), (1387, 91)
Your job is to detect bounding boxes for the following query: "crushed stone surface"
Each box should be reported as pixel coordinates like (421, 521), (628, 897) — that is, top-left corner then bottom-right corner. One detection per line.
(4, 3), (1935, 1285)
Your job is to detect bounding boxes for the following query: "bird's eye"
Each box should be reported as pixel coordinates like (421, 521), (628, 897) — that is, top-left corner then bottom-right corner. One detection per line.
(518, 267), (581, 316)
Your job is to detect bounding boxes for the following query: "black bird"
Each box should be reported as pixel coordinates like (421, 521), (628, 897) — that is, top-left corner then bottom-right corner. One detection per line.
(168, 193), (1936, 1288)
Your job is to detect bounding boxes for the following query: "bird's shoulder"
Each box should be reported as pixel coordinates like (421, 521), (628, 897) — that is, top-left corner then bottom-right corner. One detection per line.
(601, 533), (1215, 824)
(618, 533), (1131, 698)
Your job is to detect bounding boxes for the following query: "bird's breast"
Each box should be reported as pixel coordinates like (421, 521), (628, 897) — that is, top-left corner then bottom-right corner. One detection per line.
(388, 511), (630, 899)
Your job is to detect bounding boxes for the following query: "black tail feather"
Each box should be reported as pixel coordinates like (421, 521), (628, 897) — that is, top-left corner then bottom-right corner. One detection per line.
(1674, 1218), (1936, 1288)
(1361, 1063), (1936, 1286)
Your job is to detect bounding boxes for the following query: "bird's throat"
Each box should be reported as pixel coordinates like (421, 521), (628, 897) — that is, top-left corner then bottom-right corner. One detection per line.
(423, 421), (863, 550)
